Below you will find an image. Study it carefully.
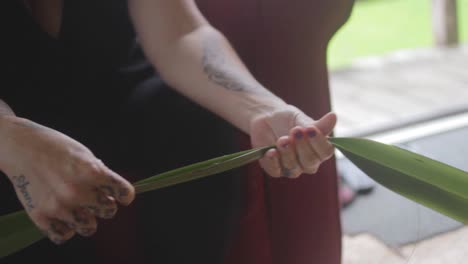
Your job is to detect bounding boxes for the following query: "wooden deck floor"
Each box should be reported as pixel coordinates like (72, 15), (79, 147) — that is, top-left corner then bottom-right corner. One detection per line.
(330, 45), (468, 136)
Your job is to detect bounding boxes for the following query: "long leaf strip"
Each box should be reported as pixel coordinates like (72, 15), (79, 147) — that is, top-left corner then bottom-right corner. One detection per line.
(331, 138), (468, 200)
(0, 145), (274, 258)
(331, 137), (468, 223)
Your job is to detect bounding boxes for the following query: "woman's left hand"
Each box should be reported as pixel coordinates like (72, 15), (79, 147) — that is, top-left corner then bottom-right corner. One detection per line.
(250, 105), (337, 178)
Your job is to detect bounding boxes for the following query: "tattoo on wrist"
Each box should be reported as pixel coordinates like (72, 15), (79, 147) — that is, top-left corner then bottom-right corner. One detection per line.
(13, 175), (34, 211)
(202, 34), (259, 92)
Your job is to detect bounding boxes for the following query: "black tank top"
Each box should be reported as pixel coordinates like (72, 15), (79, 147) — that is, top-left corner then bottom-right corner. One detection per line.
(0, 0), (155, 123)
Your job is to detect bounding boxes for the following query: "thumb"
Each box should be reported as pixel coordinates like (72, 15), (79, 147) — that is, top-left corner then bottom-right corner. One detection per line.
(314, 112), (337, 136)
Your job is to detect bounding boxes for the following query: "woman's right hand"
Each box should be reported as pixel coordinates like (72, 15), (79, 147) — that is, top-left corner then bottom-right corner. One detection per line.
(0, 116), (135, 244)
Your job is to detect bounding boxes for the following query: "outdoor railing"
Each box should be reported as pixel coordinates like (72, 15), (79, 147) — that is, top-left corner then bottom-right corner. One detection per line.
(432, 0), (459, 46)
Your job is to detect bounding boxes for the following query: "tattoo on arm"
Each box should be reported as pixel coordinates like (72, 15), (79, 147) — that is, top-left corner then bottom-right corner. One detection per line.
(13, 175), (34, 211)
(202, 34), (259, 92)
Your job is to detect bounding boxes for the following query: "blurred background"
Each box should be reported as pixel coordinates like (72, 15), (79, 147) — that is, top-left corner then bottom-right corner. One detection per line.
(327, 0), (468, 263)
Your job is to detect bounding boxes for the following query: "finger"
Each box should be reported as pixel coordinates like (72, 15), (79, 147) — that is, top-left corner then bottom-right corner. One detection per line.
(68, 207), (98, 237)
(86, 188), (118, 219)
(31, 212), (73, 245)
(304, 126), (335, 162)
(291, 127), (320, 175)
(33, 200), (76, 244)
(45, 204), (98, 237)
(46, 219), (75, 245)
(260, 148), (282, 178)
(276, 136), (302, 178)
(313, 112), (337, 136)
(100, 166), (135, 206)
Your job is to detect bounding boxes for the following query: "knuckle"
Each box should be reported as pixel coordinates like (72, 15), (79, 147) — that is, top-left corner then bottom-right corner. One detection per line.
(268, 168), (282, 178)
(74, 157), (105, 177)
(304, 164), (319, 174)
(86, 161), (105, 177)
(289, 170), (302, 178)
(325, 145), (335, 159)
(60, 183), (82, 202)
(30, 210), (48, 224)
(46, 200), (65, 216)
(71, 208), (92, 225)
(311, 165), (319, 174)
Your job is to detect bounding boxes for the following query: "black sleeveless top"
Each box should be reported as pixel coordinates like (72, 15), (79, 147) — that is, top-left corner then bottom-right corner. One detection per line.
(0, 0), (157, 224)
(1, 0), (155, 124)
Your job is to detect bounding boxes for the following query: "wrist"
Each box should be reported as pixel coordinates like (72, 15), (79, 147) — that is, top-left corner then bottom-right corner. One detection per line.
(245, 96), (291, 133)
(0, 115), (24, 175)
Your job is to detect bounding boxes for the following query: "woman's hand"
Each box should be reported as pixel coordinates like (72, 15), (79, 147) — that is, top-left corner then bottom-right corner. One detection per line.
(0, 116), (135, 244)
(250, 105), (337, 178)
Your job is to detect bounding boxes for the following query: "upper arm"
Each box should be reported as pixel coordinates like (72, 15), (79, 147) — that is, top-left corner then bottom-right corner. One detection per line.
(128, 0), (211, 67)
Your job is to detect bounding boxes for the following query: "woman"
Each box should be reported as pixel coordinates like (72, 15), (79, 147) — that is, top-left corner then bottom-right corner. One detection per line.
(0, 0), (336, 263)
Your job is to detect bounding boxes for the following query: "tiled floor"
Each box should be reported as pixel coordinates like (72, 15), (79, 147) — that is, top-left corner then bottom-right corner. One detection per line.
(330, 45), (468, 137)
(343, 226), (468, 264)
(330, 45), (468, 263)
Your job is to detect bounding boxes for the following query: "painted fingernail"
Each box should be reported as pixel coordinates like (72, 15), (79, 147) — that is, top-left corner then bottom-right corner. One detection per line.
(40, 229), (50, 237)
(102, 208), (117, 219)
(50, 221), (69, 236)
(73, 209), (90, 225)
(307, 130), (317, 138)
(294, 131), (303, 139)
(67, 222), (77, 229)
(50, 237), (66, 245)
(87, 205), (100, 215)
(78, 228), (96, 237)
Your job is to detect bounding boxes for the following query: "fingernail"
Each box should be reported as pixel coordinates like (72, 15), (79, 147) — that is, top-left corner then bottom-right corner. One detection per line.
(307, 130), (317, 138)
(294, 131), (303, 139)
(103, 208), (117, 219)
(87, 205), (99, 215)
(78, 228), (96, 237)
(50, 237), (66, 245)
(281, 143), (289, 149)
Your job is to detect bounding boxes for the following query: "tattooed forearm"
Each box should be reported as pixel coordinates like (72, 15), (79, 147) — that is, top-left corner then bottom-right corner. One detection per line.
(13, 175), (34, 211)
(202, 34), (260, 92)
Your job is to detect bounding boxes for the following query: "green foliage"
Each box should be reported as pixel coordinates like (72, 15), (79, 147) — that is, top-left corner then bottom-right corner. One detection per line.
(0, 145), (274, 258)
(331, 137), (468, 223)
(328, 0), (468, 69)
(2, 138), (468, 258)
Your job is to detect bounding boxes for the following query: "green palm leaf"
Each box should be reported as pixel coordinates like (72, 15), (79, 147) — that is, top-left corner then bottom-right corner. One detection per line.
(2, 137), (468, 258)
(330, 137), (468, 223)
(0, 145), (273, 258)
